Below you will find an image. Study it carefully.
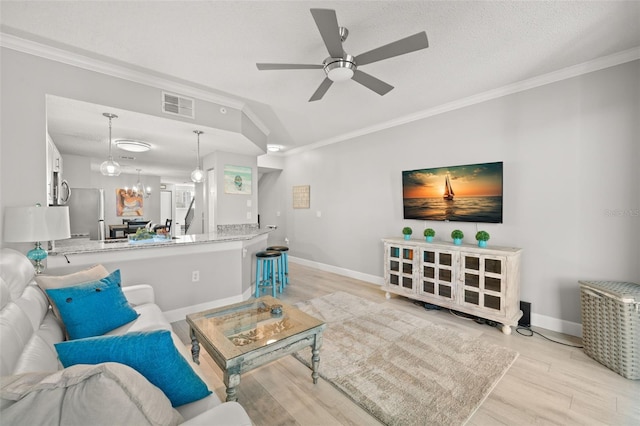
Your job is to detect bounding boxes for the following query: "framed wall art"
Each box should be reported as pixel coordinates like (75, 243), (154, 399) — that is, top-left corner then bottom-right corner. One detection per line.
(224, 165), (252, 195)
(116, 188), (143, 217)
(293, 185), (310, 209)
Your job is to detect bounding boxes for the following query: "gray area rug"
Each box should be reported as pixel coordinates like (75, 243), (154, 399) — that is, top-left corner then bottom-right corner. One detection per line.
(294, 292), (519, 426)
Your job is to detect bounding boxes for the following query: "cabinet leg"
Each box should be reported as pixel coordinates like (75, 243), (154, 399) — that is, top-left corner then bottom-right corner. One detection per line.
(385, 292), (391, 300)
(501, 324), (512, 335)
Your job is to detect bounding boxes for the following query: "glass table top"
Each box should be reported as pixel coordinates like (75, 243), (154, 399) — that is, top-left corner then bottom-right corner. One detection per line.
(186, 296), (325, 361)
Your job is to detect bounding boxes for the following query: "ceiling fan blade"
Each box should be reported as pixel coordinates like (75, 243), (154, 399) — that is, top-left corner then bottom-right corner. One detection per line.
(352, 70), (394, 96)
(309, 78), (333, 102)
(257, 63), (323, 70)
(310, 9), (344, 58)
(355, 31), (429, 66)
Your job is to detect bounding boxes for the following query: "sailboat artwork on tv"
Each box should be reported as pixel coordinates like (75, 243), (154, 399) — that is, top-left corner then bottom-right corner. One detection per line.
(443, 174), (455, 201)
(402, 161), (503, 223)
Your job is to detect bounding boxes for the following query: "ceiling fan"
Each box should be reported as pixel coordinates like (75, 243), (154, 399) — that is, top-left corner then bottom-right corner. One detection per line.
(256, 9), (429, 102)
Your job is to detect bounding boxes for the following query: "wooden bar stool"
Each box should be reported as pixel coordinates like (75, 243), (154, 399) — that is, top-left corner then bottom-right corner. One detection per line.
(266, 245), (289, 288)
(255, 250), (282, 297)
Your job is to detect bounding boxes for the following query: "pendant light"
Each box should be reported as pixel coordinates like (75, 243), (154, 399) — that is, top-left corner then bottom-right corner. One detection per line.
(133, 169), (151, 199)
(191, 130), (205, 183)
(100, 113), (121, 176)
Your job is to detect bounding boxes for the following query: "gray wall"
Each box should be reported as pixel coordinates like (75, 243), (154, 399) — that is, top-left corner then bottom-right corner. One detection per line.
(0, 47), (264, 243)
(204, 151), (258, 229)
(259, 60), (640, 331)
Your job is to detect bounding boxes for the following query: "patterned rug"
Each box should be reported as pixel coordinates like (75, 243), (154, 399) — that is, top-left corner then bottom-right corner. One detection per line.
(294, 292), (518, 426)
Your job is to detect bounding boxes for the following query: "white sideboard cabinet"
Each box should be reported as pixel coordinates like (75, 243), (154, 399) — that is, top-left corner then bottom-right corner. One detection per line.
(383, 237), (523, 334)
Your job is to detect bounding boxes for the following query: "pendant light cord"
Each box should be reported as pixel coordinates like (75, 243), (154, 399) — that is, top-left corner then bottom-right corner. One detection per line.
(108, 116), (113, 159)
(196, 132), (201, 166)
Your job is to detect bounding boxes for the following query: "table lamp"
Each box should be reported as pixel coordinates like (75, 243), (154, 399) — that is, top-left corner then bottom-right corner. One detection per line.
(3, 204), (71, 273)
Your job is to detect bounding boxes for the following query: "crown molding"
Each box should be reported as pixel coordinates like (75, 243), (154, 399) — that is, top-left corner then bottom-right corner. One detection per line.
(0, 32), (270, 137)
(284, 47), (640, 157)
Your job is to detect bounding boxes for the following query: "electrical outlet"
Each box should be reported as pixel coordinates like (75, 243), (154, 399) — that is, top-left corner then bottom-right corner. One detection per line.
(192, 271), (200, 282)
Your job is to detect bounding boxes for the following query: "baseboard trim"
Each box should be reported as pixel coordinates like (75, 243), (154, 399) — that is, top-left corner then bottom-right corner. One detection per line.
(531, 313), (583, 337)
(290, 256), (583, 337)
(162, 287), (253, 323)
(289, 256), (384, 286)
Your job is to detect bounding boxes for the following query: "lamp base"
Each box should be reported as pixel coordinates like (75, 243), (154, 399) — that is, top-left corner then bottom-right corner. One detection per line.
(26, 241), (47, 274)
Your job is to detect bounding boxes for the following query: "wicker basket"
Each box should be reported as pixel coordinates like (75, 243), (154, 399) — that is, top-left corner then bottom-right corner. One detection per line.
(579, 280), (640, 380)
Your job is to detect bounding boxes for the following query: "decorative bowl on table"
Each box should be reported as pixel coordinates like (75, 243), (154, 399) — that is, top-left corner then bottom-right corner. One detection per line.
(270, 304), (283, 316)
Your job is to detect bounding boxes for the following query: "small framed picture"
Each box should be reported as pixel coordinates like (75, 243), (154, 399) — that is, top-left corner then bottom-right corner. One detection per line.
(224, 165), (252, 194)
(293, 185), (310, 209)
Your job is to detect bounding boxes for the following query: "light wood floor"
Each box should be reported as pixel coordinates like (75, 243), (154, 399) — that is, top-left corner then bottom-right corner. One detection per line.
(172, 262), (640, 426)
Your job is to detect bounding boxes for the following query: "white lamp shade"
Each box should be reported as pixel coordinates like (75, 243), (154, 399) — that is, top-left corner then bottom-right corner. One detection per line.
(4, 206), (71, 242)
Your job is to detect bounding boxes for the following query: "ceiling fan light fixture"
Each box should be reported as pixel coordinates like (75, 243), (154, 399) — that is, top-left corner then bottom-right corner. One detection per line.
(324, 55), (356, 82)
(115, 139), (151, 153)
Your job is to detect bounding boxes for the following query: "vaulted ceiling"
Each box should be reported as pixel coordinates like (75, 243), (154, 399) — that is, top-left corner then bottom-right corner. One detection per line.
(2, 1), (639, 181)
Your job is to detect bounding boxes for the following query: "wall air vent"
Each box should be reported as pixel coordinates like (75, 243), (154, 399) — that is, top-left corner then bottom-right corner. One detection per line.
(162, 92), (194, 118)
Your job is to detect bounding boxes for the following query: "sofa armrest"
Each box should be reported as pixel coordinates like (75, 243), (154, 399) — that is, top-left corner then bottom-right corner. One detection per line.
(122, 284), (155, 306)
(180, 402), (252, 426)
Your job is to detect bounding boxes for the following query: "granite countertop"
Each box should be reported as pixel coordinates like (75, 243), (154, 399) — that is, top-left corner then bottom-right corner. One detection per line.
(51, 228), (272, 256)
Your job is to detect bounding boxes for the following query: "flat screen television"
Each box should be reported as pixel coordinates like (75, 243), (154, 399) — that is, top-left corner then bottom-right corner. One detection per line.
(402, 161), (503, 223)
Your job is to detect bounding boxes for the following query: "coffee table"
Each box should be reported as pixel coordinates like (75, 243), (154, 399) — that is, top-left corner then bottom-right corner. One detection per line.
(186, 296), (326, 402)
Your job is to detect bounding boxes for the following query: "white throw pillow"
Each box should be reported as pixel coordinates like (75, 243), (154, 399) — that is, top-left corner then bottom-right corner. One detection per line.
(0, 362), (183, 426)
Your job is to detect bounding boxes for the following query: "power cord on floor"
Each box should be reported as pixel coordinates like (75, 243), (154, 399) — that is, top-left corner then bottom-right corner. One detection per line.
(414, 300), (584, 348)
(516, 326), (584, 348)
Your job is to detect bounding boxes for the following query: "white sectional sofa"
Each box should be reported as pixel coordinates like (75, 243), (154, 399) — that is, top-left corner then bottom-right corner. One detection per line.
(0, 248), (252, 425)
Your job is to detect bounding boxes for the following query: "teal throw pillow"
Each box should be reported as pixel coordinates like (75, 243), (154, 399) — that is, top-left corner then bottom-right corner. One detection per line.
(54, 330), (212, 407)
(45, 269), (139, 340)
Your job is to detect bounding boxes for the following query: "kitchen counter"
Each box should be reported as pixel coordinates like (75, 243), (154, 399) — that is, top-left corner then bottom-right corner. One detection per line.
(51, 228), (272, 256)
(45, 226), (273, 322)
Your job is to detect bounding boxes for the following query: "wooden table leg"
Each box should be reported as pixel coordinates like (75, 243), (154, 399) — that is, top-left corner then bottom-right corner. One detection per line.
(224, 367), (241, 402)
(190, 328), (200, 365)
(311, 332), (323, 384)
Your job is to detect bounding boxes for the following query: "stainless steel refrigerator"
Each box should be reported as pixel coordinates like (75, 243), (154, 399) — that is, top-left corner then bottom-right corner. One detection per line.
(67, 188), (106, 240)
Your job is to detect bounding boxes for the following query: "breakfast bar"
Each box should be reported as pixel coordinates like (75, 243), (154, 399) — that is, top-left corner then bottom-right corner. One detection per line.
(46, 227), (271, 322)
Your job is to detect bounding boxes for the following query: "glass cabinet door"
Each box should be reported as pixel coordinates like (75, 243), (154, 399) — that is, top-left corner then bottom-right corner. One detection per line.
(419, 248), (455, 301)
(386, 244), (416, 294)
(461, 254), (506, 313)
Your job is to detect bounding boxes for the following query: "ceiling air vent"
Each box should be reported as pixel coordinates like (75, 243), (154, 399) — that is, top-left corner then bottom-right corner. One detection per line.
(162, 92), (194, 118)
